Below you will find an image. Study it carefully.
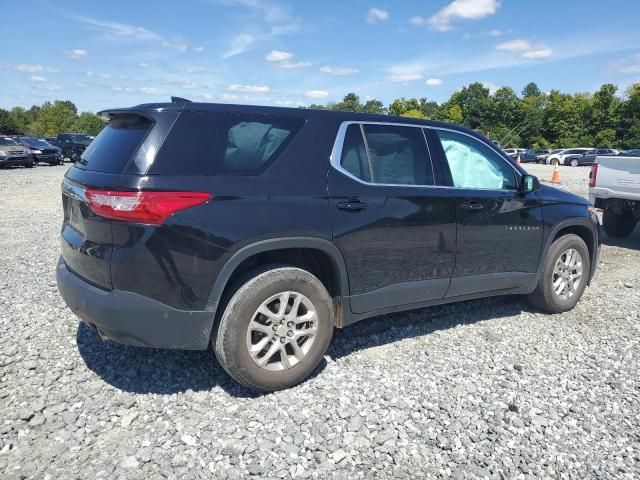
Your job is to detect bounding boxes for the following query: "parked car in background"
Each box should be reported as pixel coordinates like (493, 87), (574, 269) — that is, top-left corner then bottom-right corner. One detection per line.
(56, 100), (601, 391)
(565, 148), (618, 167)
(52, 133), (95, 162)
(546, 148), (591, 165)
(617, 149), (640, 157)
(589, 154), (640, 237)
(13, 136), (63, 165)
(522, 149), (550, 163)
(0, 136), (35, 168)
(503, 148), (527, 160)
(537, 149), (561, 163)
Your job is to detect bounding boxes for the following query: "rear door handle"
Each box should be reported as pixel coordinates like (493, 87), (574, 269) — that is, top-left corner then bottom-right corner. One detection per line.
(460, 200), (484, 211)
(337, 199), (367, 211)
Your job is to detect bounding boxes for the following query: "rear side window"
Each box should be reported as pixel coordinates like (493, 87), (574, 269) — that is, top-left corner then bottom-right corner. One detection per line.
(79, 115), (151, 173)
(338, 123), (434, 186)
(151, 112), (303, 175)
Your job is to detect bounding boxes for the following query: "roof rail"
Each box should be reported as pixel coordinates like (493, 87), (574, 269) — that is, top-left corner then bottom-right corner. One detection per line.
(171, 96), (192, 103)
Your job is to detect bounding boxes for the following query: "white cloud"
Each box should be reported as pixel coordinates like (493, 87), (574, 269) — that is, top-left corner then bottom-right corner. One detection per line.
(17, 64), (44, 73)
(228, 84), (270, 93)
(168, 80), (201, 89)
(68, 49), (88, 59)
(482, 81), (501, 94)
(75, 16), (188, 51)
(99, 73), (111, 79)
(222, 0), (300, 35)
(195, 92), (213, 100)
(305, 90), (329, 99)
(30, 76), (47, 82)
(34, 84), (61, 91)
(73, 82), (86, 88)
(496, 39), (553, 59)
(320, 65), (359, 76)
(426, 78), (443, 86)
(367, 8), (389, 24)
(488, 29), (502, 37)
(139, 62), (149, 68)
(428, 0), (500, 32)
(140, 87), (166, 95)
(409, 16), (425, 26)
(388, 72), (423, 83)
(194, 46), (205, 53)
(265, 50), (310, 69)
(266, 50), (293, 62)
(223, 33), (254, 58)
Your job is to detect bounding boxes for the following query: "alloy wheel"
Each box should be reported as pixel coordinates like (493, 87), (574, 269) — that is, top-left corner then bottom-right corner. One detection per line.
(246, 291), (318, 371)
(552, 248), (583, 300)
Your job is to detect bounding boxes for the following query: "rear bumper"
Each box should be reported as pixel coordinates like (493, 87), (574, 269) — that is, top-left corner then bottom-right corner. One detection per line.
(56, 257), (214, 350)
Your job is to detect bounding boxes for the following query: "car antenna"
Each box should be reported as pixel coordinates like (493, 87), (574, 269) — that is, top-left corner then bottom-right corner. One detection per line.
(171, 96), (192, 103)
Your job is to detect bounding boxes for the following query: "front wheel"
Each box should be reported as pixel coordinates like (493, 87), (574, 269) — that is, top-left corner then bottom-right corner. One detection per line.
(527, 234), (590, 313)
(214, 266), (334, 392)
(570, 158), (579, 167)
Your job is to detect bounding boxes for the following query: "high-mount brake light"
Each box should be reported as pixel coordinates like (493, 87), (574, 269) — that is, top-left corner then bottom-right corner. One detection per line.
(84, 189), (212, 225)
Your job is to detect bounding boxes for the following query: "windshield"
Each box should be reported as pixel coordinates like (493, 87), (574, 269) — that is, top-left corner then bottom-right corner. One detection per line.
(0, 137), (19, 146)
(71, 134), (94, 143)
(19, 137), (52, 148)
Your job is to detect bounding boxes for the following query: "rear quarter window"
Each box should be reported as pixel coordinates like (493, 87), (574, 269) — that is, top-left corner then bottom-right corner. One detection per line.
(150, 112), (304, 175)
(78, 114), (152, 173)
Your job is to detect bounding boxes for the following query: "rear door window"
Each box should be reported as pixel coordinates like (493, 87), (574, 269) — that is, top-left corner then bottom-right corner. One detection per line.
(151, 112), (303, 175)
(78, 114), (151, 173)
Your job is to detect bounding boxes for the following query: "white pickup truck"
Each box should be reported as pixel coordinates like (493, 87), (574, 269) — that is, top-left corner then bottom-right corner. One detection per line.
(588, 155), (640, 237)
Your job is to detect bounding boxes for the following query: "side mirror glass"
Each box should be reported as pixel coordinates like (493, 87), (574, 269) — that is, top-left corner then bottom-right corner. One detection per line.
(521, 174), (539, 193)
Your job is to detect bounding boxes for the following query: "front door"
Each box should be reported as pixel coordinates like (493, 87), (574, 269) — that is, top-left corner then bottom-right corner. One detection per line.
(328, 122), (456, 314)
(430, 129), (544, 297)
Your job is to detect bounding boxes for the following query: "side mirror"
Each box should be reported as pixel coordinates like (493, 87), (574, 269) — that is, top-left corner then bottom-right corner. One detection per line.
(521, 174), (540, 193)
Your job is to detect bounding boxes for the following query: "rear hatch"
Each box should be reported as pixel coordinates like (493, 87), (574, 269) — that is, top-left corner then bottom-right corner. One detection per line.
(60, 110), (170, 289)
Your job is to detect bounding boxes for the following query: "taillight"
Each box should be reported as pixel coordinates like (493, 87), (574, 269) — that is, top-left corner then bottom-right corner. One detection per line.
(85, 189), (212, 225)
(588, 162), (598, 188)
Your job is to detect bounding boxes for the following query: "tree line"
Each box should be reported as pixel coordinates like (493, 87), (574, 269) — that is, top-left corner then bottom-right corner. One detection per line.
(0, 100), (105, 137)
(310, 82), (640, 149)
(2, 81), (639, 148)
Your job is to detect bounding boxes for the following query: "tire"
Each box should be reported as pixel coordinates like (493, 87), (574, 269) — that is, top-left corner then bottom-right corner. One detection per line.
(570, 158), (579, 167)
(214, 266), (334, 392)
(527, 234), (590, 313)
(602, 207), (635, 238)
(25, 160), (34, 168)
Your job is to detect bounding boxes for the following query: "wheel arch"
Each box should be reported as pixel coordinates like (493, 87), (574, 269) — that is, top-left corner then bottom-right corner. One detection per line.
(206, 237), (350, 327)
(540, 218), (599, 285)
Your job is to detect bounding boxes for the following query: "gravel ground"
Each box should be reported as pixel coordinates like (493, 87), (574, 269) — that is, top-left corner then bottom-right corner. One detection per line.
(1, 163), (639, 479)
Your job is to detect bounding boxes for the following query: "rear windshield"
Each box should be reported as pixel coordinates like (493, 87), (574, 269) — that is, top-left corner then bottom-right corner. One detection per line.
(150, 111), (303, 175)
(78, 115), (152, 173)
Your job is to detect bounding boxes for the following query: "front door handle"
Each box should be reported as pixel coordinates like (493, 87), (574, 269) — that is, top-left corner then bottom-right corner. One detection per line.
(460, 200), (484, 211)
(337, 199), (367, 211)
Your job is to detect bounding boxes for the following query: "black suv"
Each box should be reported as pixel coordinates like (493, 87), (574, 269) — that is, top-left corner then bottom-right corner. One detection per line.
(53, 133), (95, 161)
(14, 136), (64, 165)
(57, 101), (601, 391)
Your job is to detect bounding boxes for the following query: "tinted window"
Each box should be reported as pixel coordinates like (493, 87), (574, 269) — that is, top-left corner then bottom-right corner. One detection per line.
(152, 112), (303, 175)
(437, 131), (517, 190)
(78, 114), (152, 173)
(361, 124), (433, 185)
(0, 137), (18, 146)
(340, 124), (371, 182)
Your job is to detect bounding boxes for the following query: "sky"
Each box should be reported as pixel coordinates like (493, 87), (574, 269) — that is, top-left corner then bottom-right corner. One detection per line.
(2, 0), (640, 113)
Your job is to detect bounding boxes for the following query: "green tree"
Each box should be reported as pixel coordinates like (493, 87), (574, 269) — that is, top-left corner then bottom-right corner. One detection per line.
(401, 109), (425, 118)
(455, 83), (493, 130)
(74, 112), (105, 135)
(619, 83), (640, 148)
(0, 109), (18, 134)
(35, 100), (78, 136)
(333, 93), (362, 112)
(362, 99), (386, 114)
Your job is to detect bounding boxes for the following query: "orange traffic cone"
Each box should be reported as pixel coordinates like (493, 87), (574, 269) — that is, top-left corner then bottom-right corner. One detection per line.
(516, 153), (521, 165)
(551, 161), (561, 184)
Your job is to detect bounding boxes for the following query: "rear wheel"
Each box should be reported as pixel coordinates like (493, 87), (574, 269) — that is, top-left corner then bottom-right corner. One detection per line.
(214, 266), (334, 392)
(602, 207), (635, 238)
(527, 234), (590, 313)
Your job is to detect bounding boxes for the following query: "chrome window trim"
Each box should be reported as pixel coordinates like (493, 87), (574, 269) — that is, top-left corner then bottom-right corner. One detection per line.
(329, 120), (521, 190)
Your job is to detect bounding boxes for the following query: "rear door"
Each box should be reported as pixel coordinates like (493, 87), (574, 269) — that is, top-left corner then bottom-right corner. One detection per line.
(430, 128), (544, 297)
(328, 122), (456, 314)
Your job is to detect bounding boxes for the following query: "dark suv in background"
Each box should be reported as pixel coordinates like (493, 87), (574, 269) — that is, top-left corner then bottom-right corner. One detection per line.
(52, 133), (95, 162)
(57, 100), (601, 391)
